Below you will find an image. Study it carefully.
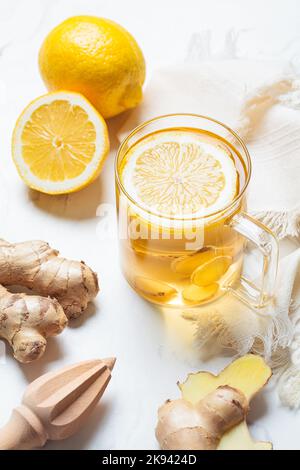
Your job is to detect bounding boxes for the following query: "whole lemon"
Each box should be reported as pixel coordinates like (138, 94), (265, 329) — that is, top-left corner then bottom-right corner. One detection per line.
(39, 16), (146, 118)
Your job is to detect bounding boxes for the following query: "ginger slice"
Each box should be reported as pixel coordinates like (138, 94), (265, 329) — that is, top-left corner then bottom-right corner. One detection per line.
(191, 255), (232, 286)
(179, 355), (272, 450)
(218, 422), (272, 450)
(134, 276), (177, 300)
(172, 249), (216, 276)
(182, 283), (218, 303)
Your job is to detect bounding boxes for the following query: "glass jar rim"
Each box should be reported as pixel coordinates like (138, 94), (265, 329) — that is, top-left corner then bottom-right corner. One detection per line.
(115, 113), (252, 221)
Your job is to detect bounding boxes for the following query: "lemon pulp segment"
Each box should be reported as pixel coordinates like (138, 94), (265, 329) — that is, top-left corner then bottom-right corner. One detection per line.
(21, 100), (96, 180)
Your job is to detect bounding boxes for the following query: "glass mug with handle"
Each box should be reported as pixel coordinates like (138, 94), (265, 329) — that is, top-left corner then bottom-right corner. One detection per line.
(115, 114), (278, 309)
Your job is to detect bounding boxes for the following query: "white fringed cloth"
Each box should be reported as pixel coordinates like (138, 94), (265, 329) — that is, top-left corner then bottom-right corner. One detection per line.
(118, 59), (300, 408)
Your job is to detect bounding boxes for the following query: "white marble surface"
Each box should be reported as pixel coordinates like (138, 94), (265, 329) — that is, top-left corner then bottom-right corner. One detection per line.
(0, 0), (299, 450)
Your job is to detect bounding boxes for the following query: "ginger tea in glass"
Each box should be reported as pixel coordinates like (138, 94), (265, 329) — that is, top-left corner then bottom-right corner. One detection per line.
(115, 114), (278, 309)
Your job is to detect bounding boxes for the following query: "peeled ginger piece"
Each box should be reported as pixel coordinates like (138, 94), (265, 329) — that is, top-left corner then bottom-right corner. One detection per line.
(179, 355), (272, 450)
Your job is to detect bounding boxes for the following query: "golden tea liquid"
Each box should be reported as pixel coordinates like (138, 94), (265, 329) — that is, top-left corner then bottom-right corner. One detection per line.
(117, 127), (247, 307)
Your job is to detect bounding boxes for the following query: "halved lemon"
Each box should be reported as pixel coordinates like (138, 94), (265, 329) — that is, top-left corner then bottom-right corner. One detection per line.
(12, 91), (109, 194)
(120, 130), (238, 218)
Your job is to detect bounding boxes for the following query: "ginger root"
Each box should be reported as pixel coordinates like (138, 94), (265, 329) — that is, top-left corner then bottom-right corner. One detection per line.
(0, 285), (67, 363)
(156, 355), (272, 450)
(156, 385), (248, 450)
(0, 239), (99, 319)
(0, 238), (99, 362)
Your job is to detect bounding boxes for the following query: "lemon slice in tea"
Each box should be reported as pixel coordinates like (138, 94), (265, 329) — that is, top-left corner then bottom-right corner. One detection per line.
(120, 130), (238, 218)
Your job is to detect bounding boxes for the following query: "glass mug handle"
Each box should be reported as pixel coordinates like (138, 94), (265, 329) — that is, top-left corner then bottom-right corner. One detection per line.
(227, 212), (279, 308)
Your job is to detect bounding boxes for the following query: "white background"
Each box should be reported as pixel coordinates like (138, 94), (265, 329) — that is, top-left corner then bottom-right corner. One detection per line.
(0, 0), (299, 450)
